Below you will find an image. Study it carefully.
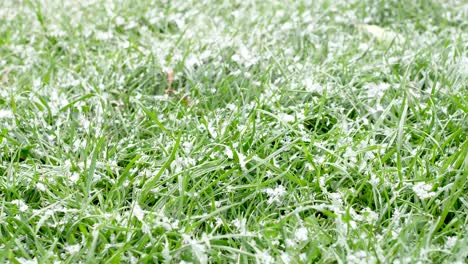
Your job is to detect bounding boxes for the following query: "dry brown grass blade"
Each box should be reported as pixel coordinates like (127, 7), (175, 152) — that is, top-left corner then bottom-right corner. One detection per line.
(166, 68), (174, 90)
(165, 89), (177, 95)
(1, 68), (11, 84)
(164, 68), (191, 106)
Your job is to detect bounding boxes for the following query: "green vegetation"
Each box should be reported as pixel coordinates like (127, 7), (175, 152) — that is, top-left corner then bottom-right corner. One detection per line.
(0, 0), (466, 263)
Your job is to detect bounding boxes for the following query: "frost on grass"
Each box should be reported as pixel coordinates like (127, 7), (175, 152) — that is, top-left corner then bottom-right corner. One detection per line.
(0, 0), (466, 263)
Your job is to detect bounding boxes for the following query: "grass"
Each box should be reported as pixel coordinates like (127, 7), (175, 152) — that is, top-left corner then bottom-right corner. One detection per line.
(0, 0), (467, 263)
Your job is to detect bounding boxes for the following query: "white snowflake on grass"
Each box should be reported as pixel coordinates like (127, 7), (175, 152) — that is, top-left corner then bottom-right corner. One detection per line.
(237, 152), (248, 172)
(264, 185), (286, 204)
(65, 244), (81, 255)
(232, 45), (258, 67)
(115, 16), (126, 26)
(162, 242), (172, 263)
(207, 122), (218, 138)
(182, 141), (194, 153)
(132, 204), (145, 221)
(256, 251), (274, 264)
(224, 147), (234, 159)
(191, 242), (208, 264)
(182, 234), (208, 264)
(344, 147), (358, 163)
(362, 207), (379, 224)
(412, 182), (436, 199)
(36, 183), (47, 191)
(16, 258), (37, 264)
(0, 109), (13, 119)
(95, 31), (113, 41)
(11, 199), (28, 212)
(457, 56), (468, 77)
(364, 82), (390, 98)
(294, 227), (308, 242)
(232, 218), (250, 234)
(303, 78), (324, 93)
(278, 113), (295, 123)
(280, 252), (292, 264)
(347, 250), (377, 264)
(444, 236), (457, 249)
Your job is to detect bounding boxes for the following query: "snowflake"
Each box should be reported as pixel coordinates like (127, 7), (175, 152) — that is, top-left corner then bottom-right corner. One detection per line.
(11, 199), (29, 212)
(133, 204), (145, 221)
(364, 82), (390, 98)
(264, 185), (286, 204)
(294, 227), (308, 242)
(278, 113), (295, 123)
(65, 244), (81, 255)
(412, 182), (436, 199)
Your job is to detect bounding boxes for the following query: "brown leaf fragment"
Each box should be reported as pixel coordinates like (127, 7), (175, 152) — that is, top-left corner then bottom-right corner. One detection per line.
(165, 89), (177, 95)
(180, 95), (191, 106)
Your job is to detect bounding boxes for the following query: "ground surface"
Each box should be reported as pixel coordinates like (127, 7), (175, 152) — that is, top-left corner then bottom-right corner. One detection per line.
(0, 0), (467, 263)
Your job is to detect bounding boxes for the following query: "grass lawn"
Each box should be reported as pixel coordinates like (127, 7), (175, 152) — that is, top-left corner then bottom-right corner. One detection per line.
(0, 0), (467, 263)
